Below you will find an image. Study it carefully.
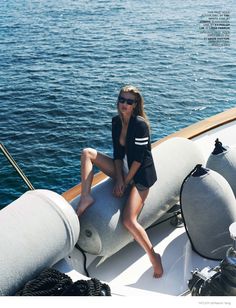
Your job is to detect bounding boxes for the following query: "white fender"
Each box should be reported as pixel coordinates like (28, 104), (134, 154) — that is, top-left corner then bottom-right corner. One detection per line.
(181, 165), (236, 260)
(206, 139), (236, 196)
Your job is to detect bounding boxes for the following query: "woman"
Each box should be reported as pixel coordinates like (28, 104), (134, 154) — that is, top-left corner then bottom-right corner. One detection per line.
(77, 85), (163, 278)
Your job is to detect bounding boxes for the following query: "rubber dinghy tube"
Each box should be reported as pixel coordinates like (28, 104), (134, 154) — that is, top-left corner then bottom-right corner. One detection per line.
(180, 164), (236, 260)
(0, 190), (80, 296)
(73, 137), (205, 257)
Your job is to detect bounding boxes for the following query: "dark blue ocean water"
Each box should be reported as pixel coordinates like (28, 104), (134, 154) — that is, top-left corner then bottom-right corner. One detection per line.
(0, 0), (236, 208)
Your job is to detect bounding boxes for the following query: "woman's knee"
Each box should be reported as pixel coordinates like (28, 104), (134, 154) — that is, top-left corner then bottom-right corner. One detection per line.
(122, 215), (135, 231)
(81, 148), (96, 161)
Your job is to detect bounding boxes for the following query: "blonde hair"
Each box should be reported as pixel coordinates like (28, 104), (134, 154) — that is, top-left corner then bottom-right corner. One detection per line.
(117, 85), (150, 129)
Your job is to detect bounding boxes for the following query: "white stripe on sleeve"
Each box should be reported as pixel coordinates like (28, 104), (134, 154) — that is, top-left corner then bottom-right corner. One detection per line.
(135, 137), (148, 141)
(135, 141), (148, 145)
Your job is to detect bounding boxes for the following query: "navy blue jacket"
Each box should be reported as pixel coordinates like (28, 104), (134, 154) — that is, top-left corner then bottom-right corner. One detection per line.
(112, 115), (157, 188)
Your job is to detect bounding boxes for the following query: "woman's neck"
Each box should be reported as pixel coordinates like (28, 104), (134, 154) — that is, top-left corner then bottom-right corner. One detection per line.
(121, 114), (132, 126)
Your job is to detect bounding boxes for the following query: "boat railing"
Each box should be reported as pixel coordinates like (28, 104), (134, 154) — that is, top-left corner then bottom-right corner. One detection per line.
(0, 142), (34, 191)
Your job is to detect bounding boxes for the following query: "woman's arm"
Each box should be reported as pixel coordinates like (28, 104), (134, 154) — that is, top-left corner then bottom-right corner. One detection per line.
(124, 161), (141, 187)
(133, 119), (150, 164)
(113, 159), (125, 197)
(114, 159), (124, 181)
(123, 118), (149, 187)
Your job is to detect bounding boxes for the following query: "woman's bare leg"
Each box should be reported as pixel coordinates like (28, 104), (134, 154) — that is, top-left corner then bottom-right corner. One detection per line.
(77, 148), (116, 216)
(122, 186), (163, 278)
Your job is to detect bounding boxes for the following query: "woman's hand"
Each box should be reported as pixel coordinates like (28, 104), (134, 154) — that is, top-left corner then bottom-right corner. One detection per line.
(113, 179), (125, 198)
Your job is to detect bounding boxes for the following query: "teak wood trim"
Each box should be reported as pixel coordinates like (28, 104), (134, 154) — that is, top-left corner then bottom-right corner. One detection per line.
(62, 107), (236, 202)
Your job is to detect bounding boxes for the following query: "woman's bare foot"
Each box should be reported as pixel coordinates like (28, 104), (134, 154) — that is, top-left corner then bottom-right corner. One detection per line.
(150, 252), (163, 278)
(76, 194), (94, 217)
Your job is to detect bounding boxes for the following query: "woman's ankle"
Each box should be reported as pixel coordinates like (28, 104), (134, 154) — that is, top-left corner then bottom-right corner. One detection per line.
(77, 194), (95, 216)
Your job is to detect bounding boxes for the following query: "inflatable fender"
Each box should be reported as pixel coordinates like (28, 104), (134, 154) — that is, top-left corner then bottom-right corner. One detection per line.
(0, 189), (80, 296)
(206, 138), (236, 196)
(181, 165), (236, 260)
(74, 137), (205, 257)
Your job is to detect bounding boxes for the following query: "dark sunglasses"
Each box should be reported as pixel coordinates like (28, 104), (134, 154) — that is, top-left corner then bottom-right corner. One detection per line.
(118, 96), (136, 105)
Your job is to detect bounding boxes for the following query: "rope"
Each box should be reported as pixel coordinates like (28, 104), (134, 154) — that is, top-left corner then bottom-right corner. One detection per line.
(15, 268), (111, 296)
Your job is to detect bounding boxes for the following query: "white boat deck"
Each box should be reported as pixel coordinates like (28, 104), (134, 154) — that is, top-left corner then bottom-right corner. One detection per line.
(55, 118), (236, 297)
(60, 218), (218, 296)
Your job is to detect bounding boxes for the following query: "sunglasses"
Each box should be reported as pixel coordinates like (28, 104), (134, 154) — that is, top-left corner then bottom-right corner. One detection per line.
(118, 96), (136, 105)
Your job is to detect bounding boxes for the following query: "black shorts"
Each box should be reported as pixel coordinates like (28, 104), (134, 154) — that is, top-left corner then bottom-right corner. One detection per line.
(135, 182), (149, 191)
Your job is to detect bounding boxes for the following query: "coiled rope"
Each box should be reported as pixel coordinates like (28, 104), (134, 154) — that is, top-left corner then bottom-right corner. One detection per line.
(15, 268), (111, 296)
